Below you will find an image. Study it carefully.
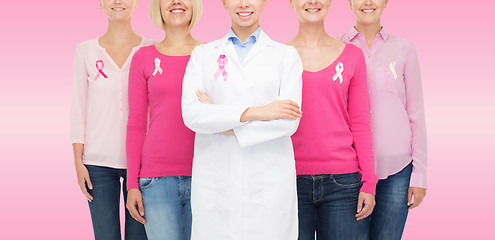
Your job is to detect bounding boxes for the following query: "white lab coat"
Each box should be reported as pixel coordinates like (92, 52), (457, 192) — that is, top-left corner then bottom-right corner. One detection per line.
(181, 30), (303, 240)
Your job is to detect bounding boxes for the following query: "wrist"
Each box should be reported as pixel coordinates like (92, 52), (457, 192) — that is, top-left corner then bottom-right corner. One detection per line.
(240, 107), (257, 122)
(74, 158), (84, 165)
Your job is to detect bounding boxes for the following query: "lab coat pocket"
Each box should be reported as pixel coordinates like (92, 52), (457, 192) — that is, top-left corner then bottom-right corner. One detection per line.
(191, 151), (216, 211)
(263, 153), (297, 211)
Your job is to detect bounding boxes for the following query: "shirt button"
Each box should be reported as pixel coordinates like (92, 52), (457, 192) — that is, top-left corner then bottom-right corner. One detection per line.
(370, 110), (373, 114)
(369, 90), (372, 94)
(371, 129), (374, 133)
(367, 56), (371, 59)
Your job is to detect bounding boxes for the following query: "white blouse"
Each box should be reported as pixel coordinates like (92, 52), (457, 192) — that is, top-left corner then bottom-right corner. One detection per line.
(70, 37), (155, 169)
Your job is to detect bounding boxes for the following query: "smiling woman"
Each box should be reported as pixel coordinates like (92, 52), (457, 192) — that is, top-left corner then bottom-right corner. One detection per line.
(338, 0), (428, 239)
(181, 0), (303, 239)
(70, 0), (155, 239)
(287, 0), (377, 239)
(124, 0), (203, 240)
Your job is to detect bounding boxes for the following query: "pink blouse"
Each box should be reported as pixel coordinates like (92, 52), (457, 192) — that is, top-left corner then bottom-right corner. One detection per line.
(338, 27), (428, 189)
(70, 38), (155, 169)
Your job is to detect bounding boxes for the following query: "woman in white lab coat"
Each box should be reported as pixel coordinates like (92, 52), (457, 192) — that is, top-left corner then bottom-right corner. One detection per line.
(181, 0), (303, 239)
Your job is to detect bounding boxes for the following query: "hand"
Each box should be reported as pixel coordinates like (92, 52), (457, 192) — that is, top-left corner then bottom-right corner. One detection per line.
(356, 192), (375, 221)
(240, 100), (302, 122)
(196, 90), (212, 104)
(408, 187), (426, 209)
(219, 130), (235, 135)
(126, 189), (146, 224)
(75, 161), (93, 202)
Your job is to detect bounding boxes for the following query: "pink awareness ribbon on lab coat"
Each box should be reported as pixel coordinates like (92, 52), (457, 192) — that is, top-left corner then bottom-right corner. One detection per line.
(214, 54), (228, 81)
(95, 60), (108, 80)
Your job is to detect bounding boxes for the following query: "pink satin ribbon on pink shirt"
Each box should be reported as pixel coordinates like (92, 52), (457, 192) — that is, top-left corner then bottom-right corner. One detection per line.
(214, 54), (228, 81)
(95, 60), (108, 80)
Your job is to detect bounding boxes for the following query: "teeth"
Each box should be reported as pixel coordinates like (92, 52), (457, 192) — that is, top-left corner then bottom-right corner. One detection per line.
(238, 12), (252, 16)
(306, 8), (320, 12)
(362, 9), (375, 13)
(171, 9), (185, 13)
(113, 7), (124, 11)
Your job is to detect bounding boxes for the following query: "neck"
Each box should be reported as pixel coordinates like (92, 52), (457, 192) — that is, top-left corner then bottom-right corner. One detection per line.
(231, 23), (259, 43)
(160, 26), (195, 46)
(102, 19), (137, 44)
(294, 20), (329, 47)
(355, 20), (381, 47)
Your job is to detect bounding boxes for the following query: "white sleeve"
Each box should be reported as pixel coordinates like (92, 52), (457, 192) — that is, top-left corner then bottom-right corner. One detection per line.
(181, 46), (249, 134)
(70, 46), (88, 144)
(233, 46), (303, 148)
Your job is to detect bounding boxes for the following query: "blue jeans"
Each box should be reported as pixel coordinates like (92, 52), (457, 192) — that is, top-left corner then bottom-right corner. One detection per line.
(297, 172), (362, 240)
(357, 162), (413, 240)
(139, 176), (192, 240)
(86, 165), (148, 240)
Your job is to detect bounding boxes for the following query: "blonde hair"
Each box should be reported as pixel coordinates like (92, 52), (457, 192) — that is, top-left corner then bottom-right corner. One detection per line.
(150, 0), (202, 32)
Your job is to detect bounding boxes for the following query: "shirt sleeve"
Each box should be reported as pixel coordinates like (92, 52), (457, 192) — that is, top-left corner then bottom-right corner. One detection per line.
(126, 50), (148, 190)
(181, 45), (249, 134)
(348, 49), (378, 194)
(404, 44), (428, 189)
(70, 46), (88, 144)
(233, 46), (303, 148)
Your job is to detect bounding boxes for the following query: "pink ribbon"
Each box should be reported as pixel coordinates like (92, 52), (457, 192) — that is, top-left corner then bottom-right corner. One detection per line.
(214, 54), (228, 81)
(95, 60), (108, 80)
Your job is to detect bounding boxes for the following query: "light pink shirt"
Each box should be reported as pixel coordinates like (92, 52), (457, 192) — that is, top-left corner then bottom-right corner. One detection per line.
(70, 38), (155, 169)
(338, 28), (427, 188)
(291, 44), (378, 194)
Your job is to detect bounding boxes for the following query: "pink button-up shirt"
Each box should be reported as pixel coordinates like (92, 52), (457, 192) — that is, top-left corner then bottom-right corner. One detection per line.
(338, 27), (427, 188)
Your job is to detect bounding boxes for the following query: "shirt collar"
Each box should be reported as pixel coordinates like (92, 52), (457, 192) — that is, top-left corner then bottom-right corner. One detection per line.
(348, 26), (389, 41)
(377, 27), (389, 41)
(228, 27), (261, 45)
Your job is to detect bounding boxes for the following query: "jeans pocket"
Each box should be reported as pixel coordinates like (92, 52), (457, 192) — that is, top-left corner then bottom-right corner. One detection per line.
(332, 172), (362, 188)
(139, 177), (155, 189)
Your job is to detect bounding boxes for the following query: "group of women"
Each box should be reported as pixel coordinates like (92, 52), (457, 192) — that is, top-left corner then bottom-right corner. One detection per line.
(70, 0), (427, 239)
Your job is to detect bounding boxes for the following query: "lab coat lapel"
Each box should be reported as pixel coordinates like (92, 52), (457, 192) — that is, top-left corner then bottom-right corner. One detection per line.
(212, 34), (242, 68)
(243, 30), (277, 65)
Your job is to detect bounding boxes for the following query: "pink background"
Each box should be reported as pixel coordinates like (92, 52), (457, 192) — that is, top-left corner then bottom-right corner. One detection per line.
(0, 0), (493, 239)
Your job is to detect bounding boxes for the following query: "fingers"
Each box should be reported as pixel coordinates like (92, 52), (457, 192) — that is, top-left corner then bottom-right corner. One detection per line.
(196, 90), (212, 104)
(408, 193), (425, 210)
(280, 109), (302, 120)
(280, 100), (301, 110)
(407, 188), (413, 208)
(357, 202), (373, 221)
(355, 195), (365, 220)
(408, 187), (426, 210)
(79, 179), (93, 202)
(138, 201), (146, 218)
(219, 130), (235, 135)
(356, 193), (375, 221)
(280, 100), (302, 115)
(126, 198), (146, 224)
(86, 176), (93, 191)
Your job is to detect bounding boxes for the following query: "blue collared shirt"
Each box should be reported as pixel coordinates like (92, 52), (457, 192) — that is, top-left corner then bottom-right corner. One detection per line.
(227, 27), (261, 64)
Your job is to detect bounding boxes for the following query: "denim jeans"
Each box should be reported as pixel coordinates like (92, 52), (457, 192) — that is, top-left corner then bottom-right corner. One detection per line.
(139, 176), (192, 240)
(86, 165), (148, 240)
(297, 172), (362, 240)
(357, 162), (413, 240)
